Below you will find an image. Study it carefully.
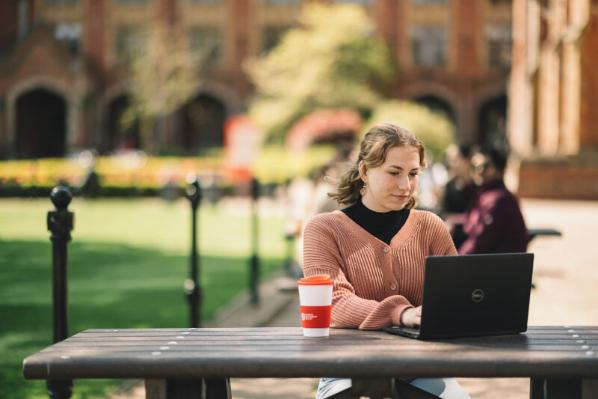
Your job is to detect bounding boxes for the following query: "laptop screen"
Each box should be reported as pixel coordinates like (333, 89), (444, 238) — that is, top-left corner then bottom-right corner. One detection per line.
(416, 253), (534, 339)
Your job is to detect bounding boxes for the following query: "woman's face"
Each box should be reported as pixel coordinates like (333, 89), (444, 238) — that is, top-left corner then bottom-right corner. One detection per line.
(360, 145), (421, 212)
(471, 152), (497, 185)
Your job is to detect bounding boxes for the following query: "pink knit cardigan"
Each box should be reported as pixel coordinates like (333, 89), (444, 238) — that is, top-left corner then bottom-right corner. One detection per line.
(302, 209), (457, 330)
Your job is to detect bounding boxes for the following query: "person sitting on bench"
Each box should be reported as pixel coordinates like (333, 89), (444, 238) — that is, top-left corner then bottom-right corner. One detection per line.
(303, 123), (470, 399)
(458, 147), (528, 255)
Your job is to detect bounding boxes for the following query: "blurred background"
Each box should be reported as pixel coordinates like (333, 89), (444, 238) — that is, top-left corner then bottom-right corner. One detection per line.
(1, 0), (598, 398)
(0, 0), (595, 197)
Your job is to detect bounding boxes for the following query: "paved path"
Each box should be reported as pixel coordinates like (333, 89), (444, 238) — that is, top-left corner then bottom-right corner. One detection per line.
(111, 199), (598, 399)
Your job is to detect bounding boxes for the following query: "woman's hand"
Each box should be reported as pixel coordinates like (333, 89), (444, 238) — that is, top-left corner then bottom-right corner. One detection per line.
(400, 306), (422, 328)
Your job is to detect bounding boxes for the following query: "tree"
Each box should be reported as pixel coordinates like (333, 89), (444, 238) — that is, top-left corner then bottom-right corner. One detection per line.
(366, 101), (455, 161)
(246, 3), (398, 143)
(122, 24), (213, 152)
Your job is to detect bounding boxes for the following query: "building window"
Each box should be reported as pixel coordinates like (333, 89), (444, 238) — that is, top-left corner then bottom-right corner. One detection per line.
(261, 0), (298, 4)
(411, 0), (447, 4)
(113, 0), (149, 4)
(18, 0), (30, 40)
(188, 0), (221, 4)
(486, 24), (511, 69)
(44, 0), (80, 4)
(115, 26), (144, 64)
(335, 0), (374, 4)
(262, 26), (290, 53)
(54, 22), (81, 54)
(189, 26), (222, 66)
(411, 25), (447, 67)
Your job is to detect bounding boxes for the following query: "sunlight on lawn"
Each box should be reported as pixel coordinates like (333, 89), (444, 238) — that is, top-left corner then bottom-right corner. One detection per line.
(0, 197), (287, 399)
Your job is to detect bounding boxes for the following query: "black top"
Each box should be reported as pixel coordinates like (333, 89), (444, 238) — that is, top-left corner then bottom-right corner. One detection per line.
(342, 200), (410, 244)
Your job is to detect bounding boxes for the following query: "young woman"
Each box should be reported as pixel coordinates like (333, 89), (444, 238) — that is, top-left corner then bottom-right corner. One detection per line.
(302, 123), (470, 399)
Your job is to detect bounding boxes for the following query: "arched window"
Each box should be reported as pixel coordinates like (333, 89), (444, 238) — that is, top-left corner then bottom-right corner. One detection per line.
(106, 94), (141, 153)
(413, 94), (457, 124)
(15, 88), (67, 159)
(180, 94), (226, 153)
(477, 94), (508, 148)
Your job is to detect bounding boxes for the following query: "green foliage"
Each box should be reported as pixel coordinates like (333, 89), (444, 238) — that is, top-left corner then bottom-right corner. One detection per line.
(247, 3), (397, 142)
(128, 26), (197, 116)
(365, 100), (455, 161)
(254, 145), (336, 184)
(123, 25), (205, 151)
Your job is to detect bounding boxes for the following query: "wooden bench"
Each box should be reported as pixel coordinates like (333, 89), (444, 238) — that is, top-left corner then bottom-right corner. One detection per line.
(23, 326), (598, 399)
(527, 228), (562, 243)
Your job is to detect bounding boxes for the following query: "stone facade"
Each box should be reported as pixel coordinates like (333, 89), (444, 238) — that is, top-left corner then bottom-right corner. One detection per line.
(510, 0), (598, 199)
(0, 0), (511, 158)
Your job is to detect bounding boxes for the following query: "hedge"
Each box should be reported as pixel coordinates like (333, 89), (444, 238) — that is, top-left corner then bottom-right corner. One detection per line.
(0, 146), (336, 197)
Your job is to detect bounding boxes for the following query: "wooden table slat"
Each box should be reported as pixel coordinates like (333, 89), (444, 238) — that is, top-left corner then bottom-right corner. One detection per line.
(23, 327), (598, 381)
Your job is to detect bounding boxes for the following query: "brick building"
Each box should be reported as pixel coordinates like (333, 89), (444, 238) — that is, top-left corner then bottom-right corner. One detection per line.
(0, 0), (512, 159)
(509, 0), (598, 199)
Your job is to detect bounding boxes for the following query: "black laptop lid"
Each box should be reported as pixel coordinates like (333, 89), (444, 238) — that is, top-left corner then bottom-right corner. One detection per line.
(419, 253), (534, 339)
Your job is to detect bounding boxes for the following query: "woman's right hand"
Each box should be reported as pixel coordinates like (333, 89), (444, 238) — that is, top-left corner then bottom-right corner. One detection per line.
(400, 306), (422, 328)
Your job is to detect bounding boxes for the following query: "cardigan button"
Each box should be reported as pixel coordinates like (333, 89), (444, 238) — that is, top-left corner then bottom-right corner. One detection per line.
(383, 247), (390, 253)
(390, 283), (397, 290)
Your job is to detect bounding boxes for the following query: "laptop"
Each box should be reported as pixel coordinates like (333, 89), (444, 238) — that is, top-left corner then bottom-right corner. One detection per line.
(384, 253), (534, 340)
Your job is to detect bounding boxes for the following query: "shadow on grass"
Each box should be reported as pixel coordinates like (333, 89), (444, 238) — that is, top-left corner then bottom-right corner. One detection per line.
(0, 239), (282, 399)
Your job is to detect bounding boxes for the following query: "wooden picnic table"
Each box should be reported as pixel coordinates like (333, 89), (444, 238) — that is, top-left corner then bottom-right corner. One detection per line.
(23, 326), (598, 399)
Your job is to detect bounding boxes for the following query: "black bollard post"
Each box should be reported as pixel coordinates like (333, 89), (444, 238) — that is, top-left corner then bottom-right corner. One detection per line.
(46, 185), (74, 399)
(284, 230), (295, 276)
(249, 177), (260, 304)
(185, 175), (202, 328)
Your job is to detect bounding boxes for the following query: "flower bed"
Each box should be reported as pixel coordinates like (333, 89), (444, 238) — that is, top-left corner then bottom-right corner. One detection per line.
(0, 146), (336, 197)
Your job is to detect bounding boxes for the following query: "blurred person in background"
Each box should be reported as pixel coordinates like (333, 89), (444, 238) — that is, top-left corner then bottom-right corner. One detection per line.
(458, 147), (528, 255)
(311, 142), (355, 214)
(77, 150), (101, 198)
(284, 144), (354, 276)
(441, 144), (476, 215)
(303, 123), (470, 399)
(440, 144), (476, 248)
(283, 173), (314, 277)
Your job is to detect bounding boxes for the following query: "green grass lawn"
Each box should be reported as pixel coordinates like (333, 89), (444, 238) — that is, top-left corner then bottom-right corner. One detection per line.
(0, 197), (287, 399)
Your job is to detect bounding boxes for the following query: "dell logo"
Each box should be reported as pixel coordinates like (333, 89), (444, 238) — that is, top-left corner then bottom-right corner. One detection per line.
(471, 289), (485, 303)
